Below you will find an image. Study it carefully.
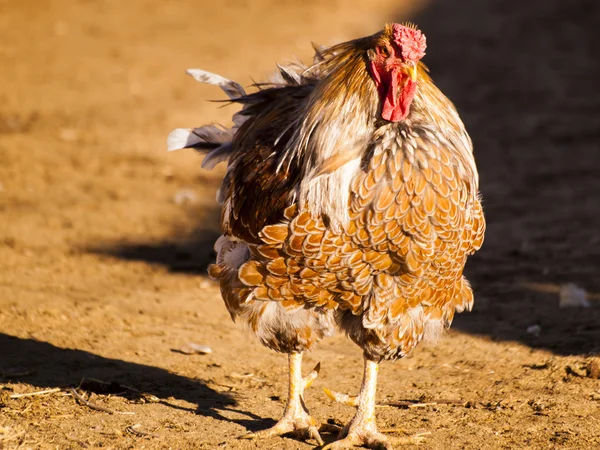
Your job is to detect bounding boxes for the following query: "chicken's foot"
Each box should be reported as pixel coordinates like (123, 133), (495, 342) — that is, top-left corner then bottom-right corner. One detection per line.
(323, 357), (392, 450)
(241, 353), (323, 445)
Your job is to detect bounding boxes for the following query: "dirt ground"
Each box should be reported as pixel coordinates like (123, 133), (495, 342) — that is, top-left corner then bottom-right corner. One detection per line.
(1, 0), (599, 449)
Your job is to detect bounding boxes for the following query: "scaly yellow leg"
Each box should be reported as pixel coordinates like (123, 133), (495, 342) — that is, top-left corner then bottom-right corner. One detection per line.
(323, 356), (392, 450)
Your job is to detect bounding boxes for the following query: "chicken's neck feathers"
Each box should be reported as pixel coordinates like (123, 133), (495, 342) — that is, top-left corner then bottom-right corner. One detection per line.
(277, 46), (477, 229)
(281, 49), (379, 227)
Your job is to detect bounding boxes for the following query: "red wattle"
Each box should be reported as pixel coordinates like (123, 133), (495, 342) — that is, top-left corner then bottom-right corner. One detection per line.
(370, 62), (417, 123)
(381, 71), (416, 122)
(381, 69), (399, 121)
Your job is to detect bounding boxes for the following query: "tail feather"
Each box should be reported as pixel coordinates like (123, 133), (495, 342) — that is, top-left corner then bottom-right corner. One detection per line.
(167, 69), (250, 166)
(167, 124), (234, 169)
(186, 69), (246, 99)
(201, 143), (234, 169)
(276, 63), (302, 85)
(167, 124), (231, 149)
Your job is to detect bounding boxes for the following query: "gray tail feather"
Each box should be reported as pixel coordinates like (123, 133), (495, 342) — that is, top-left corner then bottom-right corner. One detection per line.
(167, 124), (234, 169)
(185, 69), (246, 99)
(201, 143), (234, 169)
(167, 69), (248, 168)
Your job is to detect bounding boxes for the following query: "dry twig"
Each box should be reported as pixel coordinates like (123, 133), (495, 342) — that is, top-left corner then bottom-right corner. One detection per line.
(126, 424), (160, 438)
(9, 387), (62, 399)
(384, 399), (464, 409)
(69, 388), (134, 415)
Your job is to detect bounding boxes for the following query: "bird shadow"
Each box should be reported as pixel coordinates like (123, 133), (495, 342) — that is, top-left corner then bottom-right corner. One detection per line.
(0, 333), (293, 435)
(403, 0), (600, 355)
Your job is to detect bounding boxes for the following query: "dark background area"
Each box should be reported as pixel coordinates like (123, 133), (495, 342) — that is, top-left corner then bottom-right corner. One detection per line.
(411, 0), (600, 354)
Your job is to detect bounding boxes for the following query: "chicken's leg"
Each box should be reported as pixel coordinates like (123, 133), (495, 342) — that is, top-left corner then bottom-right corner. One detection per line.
(242, 352), (323, 445)
(323, 356), (392, 450)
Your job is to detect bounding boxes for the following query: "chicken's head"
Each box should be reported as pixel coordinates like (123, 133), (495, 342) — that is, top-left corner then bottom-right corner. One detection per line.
(369, 23), (427, 122)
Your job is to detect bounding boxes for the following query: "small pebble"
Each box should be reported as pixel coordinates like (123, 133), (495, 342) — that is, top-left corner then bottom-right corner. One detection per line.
(230, 372), (254, 379)
(179, 343), (212, 355)
(161, 166), (174, 180)
(58, 128), (79, 142)
(526, 324), (541, 337)
(558, 283), (589, 309)
(173, 188), (198, 205)
(587, 360), (600, 379)
(199, 279), (213, 289)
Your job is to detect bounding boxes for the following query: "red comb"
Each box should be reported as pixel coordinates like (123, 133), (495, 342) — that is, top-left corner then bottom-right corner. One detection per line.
(392, 23), (426, 62)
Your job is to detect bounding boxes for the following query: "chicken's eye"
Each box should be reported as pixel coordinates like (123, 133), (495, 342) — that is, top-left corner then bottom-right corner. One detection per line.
(377, 46), (390, 58)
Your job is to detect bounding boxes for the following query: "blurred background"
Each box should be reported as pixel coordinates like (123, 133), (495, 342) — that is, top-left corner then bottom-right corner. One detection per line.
(1, 0), (599, 448)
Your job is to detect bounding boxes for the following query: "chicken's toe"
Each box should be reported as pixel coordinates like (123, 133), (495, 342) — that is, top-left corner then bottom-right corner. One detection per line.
(241, 413), (324, 445)
(322, 428), (393, 450)
(240, 419), (295, 440)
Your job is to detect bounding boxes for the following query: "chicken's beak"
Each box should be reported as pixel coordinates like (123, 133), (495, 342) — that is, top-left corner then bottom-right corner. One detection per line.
(405, 62), (418, 82)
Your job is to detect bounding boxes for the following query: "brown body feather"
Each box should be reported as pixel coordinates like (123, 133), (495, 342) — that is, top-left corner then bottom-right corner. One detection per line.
(205, 25), (485, 361)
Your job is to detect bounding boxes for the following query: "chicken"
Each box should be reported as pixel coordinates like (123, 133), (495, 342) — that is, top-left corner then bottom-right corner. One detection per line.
(168, 23), (485, 449)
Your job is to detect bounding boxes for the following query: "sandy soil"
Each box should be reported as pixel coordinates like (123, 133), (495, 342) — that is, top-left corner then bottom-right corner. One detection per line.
(1, 0), (599, 449)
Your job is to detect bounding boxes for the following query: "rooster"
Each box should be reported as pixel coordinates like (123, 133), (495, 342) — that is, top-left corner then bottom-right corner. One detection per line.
(168, 23), (485, 449)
